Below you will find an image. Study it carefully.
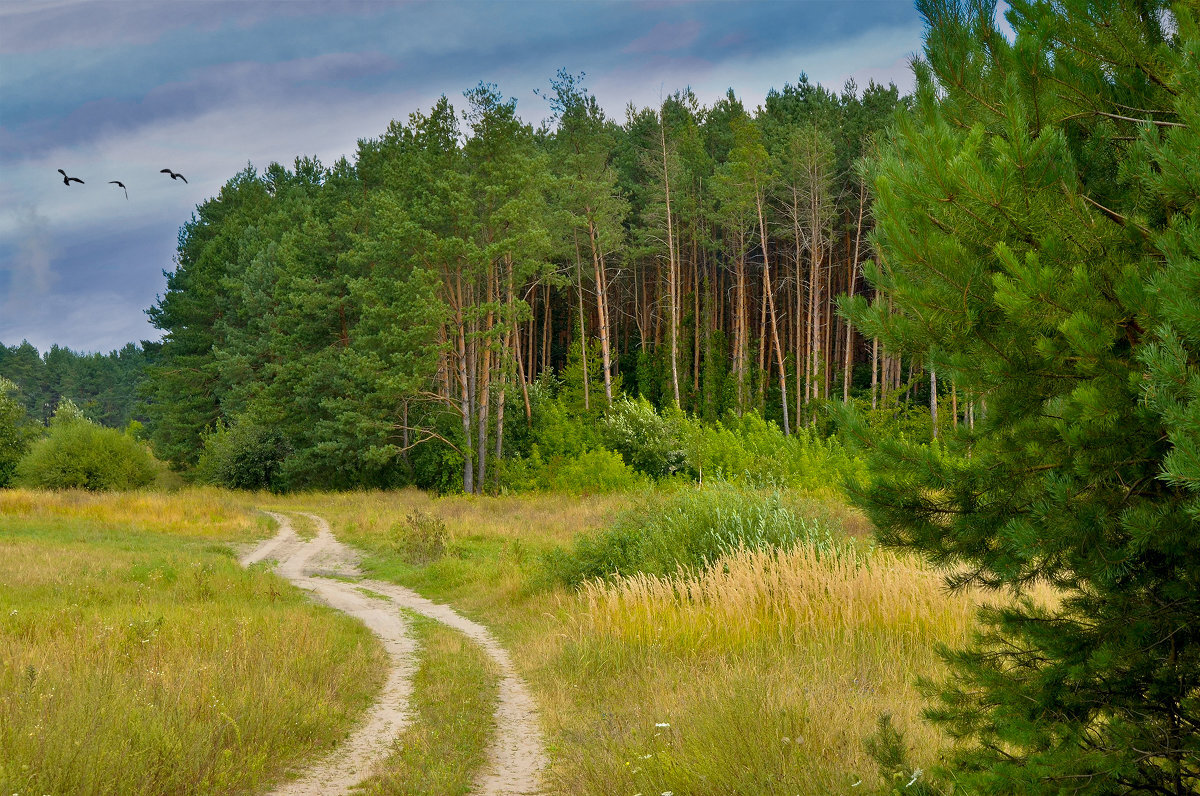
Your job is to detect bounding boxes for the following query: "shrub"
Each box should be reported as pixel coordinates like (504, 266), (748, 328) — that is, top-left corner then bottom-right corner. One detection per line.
(674, 411), (868, 493)
(13, 404), (156, 491)
(386, 510), (449, 564)
(496, 447), (649, 495)
(540, 448), (649, 494)
(529, 388), (600, 459)
(0, 377), (31, 487)
(545, 485), (849, 586)
(599, 397), (687, 478)
(195, 418), (292, 491)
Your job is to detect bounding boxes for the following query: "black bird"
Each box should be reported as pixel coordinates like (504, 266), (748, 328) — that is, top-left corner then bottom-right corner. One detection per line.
(160, 168), (187, 183)
(109, 180), (128, 199)
(57, 169), (84, 186)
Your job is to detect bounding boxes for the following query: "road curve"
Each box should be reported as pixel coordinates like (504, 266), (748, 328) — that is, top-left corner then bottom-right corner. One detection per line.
(241, 511), (546, 795)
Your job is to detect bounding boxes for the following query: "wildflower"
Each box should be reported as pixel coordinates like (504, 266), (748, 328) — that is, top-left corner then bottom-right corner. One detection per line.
(851, 781), (862, 788)
(655, 722), (670, 728)
(906, 768), (923, 787)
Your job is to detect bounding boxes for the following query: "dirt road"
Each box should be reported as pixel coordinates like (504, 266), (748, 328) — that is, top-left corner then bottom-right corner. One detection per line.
(240, 511), (545, 795)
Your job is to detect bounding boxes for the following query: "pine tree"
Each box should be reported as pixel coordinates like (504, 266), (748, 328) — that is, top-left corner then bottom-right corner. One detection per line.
(845, 1), (1200, 792)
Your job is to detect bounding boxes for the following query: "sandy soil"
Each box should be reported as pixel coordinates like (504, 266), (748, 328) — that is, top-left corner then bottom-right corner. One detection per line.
(240, 511), (545, 795)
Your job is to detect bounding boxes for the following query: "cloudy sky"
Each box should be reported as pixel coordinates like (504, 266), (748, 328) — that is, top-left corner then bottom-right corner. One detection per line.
(0, 0), (924, 354)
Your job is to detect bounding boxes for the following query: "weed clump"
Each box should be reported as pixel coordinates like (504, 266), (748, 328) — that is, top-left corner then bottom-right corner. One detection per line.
(388, 510), (449, 565)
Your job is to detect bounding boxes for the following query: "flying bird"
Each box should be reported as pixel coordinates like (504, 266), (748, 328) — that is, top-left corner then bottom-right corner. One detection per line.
(109, 180), (128, 199)
(160, 168), (187, 183)
(57, 169), (84, 186)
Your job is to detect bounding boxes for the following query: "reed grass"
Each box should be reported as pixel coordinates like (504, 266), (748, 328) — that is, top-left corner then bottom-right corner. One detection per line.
(537, 544), (973, 792)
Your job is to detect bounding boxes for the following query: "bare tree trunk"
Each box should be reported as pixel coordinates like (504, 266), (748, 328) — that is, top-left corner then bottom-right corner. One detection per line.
(757, 262), (768, 408)
(660, 108), (681, 408)
(843, 177), (866, 403)
(541, 281), (551, 375)
(951, 379), (958, 429)
(930, 363), (938, 440)
(807, 234), (821, 407)
(823, 248), (834, 400)
(573, 230), (590, 412)
(476, 267), (494, 494)
(586, 211), (614, 406)
(871, 333), (879, 411)
(756, 190), (789, 434)
(794, 196), (806, 426)
(734, 250), (747, 414)
(514, 321), (532, 425)
(456, 274), (474, 495)
(495, 256), (517, 462)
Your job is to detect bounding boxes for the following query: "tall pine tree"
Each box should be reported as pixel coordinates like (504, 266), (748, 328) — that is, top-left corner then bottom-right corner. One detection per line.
(846, 0), (1200, 792)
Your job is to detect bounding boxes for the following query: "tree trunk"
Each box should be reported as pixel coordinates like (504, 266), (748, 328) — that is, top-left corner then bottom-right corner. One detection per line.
(660, 107), (681, 408)
(844, 176), (866, 403)
(456, 274), (474, 495)
(930, 363), (938, 440)
(586, 211), (614, 406)
(573, 230), (590, 412)
(756, 189), (789, 435)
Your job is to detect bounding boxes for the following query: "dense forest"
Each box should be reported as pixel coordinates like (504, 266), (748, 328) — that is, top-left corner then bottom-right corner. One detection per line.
(0, 340), (155, 428)
(3, 0), (1200, 791)
(143, 72), (912, 492)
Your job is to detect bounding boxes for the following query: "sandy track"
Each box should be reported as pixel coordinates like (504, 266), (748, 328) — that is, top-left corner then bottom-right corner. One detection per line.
(240, 511), (545, 796)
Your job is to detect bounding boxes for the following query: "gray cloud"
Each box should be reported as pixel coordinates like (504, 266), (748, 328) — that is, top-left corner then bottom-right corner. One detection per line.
(0, 0), (923, 353)
(2, 206), (57, 309)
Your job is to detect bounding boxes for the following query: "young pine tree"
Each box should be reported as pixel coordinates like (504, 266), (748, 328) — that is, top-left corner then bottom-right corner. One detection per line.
(845, 1), (1200, 792)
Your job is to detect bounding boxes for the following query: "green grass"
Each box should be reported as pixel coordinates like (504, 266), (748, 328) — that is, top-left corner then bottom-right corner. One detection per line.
(0, 491), (387, 795)
(355, 611), (500, 795)
(266, 487), (977, 794)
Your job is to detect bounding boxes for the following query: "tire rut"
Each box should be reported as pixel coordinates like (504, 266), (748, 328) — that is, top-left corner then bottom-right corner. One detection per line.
(240, 511), (545, 795)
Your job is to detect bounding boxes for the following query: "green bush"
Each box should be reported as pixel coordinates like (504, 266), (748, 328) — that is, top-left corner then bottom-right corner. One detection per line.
(544, 485), (849, 586)
(679, 412), (869, 493)
(599, 397), (687, 478)
(195, 418), (292, 491)
(497, 447), (649, 495)
(529, 387), (600, 459)
(13, 403), (156, 491)
(386, 510), (449, 564)
(540, 448), (649, 494)
(0, 377), (32, 487)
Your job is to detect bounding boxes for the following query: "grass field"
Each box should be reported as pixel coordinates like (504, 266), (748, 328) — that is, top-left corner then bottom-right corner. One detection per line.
(0, 489), (386, 795)
(2, 484), (1009, 794)
(267, 486), (980, 794)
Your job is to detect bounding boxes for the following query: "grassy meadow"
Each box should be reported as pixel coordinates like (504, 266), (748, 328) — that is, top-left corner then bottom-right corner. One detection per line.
(0, 483), (1017, 794)
(265, 486), (983, 794)
(0, 489), (386, 795)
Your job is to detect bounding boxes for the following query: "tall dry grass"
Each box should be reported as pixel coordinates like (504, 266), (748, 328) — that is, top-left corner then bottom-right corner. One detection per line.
(268, 486), (630, 547)
(530, 544), (975, 793)
(0, 486), (263, 539)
